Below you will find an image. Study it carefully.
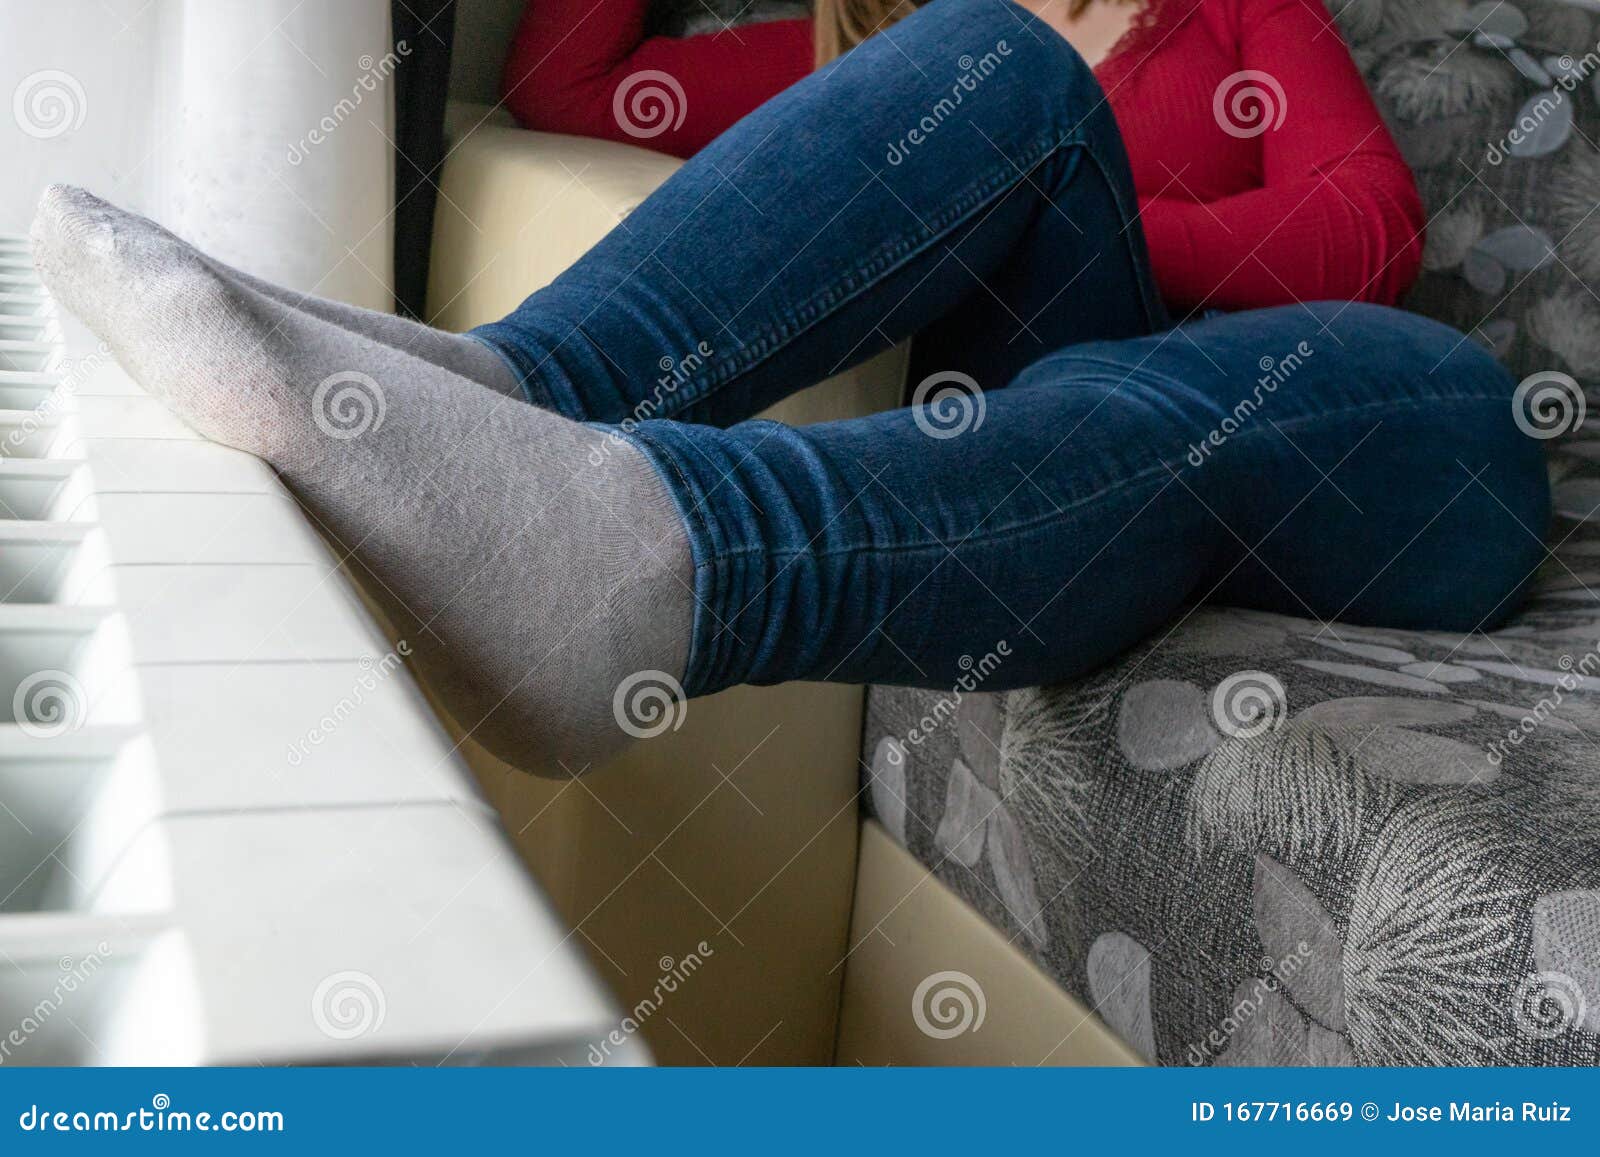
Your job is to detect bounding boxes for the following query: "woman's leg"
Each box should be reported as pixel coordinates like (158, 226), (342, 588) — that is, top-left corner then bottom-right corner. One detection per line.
(470, 0), (1164, 425)
(35, 167), (1545, 771)
(624, 302), (1548, 697)
(29, 0), (1158, 778)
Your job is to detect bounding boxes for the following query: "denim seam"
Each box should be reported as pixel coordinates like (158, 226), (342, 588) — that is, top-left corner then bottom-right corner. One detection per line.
(663, 131), (1088, 415)
(1076, 143), (1167, 332)
(1023, 348), (1519, 431)
(691, 390), (1517, 566)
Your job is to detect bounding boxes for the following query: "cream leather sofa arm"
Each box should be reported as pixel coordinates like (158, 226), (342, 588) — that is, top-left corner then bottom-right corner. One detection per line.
(425, 111), (906, 1065)
(429, 116), (682, 324)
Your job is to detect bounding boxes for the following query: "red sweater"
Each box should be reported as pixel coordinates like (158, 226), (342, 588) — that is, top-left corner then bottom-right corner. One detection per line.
(501, 0), (1424, 312)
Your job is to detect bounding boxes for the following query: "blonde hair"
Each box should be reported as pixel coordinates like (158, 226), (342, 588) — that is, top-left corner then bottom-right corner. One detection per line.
(814, 0), (1120, 64)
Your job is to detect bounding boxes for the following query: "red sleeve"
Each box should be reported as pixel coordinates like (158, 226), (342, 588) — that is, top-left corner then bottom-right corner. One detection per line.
(1138, 0), (1425, 311)
(500, 1), (814, 157)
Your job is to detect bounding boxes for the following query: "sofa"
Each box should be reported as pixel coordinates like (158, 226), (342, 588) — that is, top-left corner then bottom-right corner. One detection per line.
(865, 0), (1600, 1066)
(427, 0), (1600, 1066)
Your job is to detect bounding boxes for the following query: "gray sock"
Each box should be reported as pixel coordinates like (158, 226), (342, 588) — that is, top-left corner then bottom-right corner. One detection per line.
(33, 184), (694, 772)
(30, 187), (528, 399)
(215, 260), (530, 400)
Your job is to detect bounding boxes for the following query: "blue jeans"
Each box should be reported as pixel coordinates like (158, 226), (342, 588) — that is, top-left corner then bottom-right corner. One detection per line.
(472, 0), (1548, 699)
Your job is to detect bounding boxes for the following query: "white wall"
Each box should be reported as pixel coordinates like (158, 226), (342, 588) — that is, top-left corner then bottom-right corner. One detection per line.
(0, 0), (395, 310)
(0, 0), (165, 231)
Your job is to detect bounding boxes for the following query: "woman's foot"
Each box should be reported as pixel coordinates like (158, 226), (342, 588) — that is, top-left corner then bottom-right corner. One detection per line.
(32, 184), (694, 771)
(33, 185), (527, 399)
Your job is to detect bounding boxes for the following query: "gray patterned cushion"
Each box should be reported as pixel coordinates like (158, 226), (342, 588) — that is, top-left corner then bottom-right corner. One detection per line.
(861, 0), (1600, 1066)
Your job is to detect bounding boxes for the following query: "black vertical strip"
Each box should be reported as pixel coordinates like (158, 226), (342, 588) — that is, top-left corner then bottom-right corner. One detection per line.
(390, 0), (458, 320)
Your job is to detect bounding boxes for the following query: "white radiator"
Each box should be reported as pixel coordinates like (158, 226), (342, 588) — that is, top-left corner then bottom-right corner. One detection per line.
(0, 235), (644, 1066)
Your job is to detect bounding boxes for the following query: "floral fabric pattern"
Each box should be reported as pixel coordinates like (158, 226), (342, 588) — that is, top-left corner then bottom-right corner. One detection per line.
(861, 0), (1600, 1066)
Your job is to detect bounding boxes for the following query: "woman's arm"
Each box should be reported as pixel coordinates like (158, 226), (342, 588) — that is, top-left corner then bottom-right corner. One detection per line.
(1138, 0), (1425, 312)
(500, 1), (814, 157)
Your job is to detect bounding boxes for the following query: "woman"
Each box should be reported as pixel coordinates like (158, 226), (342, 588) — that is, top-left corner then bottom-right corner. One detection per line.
(500, 0), (815, 157)
(32, 0), (1547, 770)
